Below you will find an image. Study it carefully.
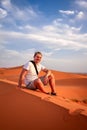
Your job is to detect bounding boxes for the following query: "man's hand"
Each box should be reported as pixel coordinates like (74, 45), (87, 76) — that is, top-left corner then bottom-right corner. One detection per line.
(43, 76), (49, 85)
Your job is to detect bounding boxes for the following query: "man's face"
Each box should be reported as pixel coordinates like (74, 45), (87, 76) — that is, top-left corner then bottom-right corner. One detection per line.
(34, 54), (42, 63)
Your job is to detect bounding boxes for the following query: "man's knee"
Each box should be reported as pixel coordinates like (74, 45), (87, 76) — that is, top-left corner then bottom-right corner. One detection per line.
(34, 78), (41, 84)
(48, 73), (55, 79)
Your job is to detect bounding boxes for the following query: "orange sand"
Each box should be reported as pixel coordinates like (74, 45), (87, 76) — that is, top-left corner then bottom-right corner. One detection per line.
(0, 67), (87, 130)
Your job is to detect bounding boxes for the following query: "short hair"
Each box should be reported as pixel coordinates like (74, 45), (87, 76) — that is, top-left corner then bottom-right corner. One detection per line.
(34, 51), (42, 57)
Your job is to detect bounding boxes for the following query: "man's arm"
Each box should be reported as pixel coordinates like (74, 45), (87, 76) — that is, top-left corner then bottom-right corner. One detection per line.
(42, 68), (51, 77)
(18, 68), (28, 88)
(41, 68), (52, 85)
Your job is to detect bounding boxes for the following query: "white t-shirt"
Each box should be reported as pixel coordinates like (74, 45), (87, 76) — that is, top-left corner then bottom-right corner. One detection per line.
(23, 61), (46, 85)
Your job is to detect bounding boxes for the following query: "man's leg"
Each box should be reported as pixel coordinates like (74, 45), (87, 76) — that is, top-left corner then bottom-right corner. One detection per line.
(34, 78), (49, 94)
(48, 73), (56, 93)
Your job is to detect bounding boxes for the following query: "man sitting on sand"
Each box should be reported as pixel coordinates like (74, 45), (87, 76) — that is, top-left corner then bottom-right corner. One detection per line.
(18, 51), (56, 95)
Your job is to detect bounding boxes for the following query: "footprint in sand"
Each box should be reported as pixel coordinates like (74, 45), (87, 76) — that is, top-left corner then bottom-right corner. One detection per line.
(69, 108), (85, 115)
(41, 96), (51, 101)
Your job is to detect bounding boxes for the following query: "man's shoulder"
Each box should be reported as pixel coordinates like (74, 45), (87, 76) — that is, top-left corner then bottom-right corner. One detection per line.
(23, 61), (33, 69)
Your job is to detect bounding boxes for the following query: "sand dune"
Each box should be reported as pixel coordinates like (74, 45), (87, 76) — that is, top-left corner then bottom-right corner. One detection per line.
(0, 66), (87, 130)
(0, 67), (87, 100)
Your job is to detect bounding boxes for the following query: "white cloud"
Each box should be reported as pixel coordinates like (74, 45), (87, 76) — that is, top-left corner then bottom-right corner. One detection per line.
(76, 11), (84, 19)
(59, 10), (75, 15)
(0, 0), (12, 10)
(0, 0), (39, 24)
(18, 25), (37, 32)
(76, 0), (87, 8)
(42, 55), (87, 73)
(83, 52), (87, 55)
(0, 8), (7, 18)
(0, 20), (87, 52)
(13, 7), (38, 21)
(0, 47), (36, 67)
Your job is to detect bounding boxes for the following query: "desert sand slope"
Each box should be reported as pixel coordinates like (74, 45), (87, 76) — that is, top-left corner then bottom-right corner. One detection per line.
(0, 81), (87, 130)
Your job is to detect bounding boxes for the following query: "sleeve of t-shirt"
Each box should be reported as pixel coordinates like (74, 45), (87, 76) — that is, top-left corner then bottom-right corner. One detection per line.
(23, 61), (31, 70)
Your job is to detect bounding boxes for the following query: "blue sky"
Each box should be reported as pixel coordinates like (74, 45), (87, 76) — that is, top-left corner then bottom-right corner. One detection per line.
(0, 0), (87, 72)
